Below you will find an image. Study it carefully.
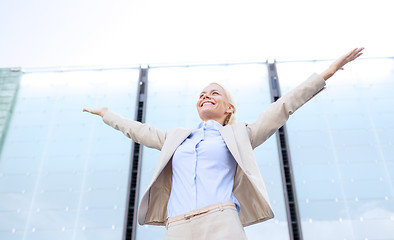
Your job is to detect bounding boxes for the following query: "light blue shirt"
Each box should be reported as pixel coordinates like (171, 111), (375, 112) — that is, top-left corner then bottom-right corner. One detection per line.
(167, 120), (240, 218)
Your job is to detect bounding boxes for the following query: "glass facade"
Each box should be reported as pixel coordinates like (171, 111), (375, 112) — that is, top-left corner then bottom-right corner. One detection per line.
(135, 64), (290, 240)
(277, 58), (394, 240)
(0, 69), (138, 239)
(0, 69), (22, 152)
(0, 58), (393, 240)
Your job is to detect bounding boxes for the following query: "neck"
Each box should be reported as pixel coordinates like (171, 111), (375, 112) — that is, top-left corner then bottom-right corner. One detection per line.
(201, 118), (225, 126)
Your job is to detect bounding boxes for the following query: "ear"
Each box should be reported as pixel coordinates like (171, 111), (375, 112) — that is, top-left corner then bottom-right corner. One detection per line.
(225, 105), (234, 114)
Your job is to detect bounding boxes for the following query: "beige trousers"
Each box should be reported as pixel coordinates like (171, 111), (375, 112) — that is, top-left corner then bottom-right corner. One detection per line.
(165, 203), (248, 240)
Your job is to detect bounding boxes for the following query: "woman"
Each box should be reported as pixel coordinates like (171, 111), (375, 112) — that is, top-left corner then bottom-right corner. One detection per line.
(83, 48), (364, 239)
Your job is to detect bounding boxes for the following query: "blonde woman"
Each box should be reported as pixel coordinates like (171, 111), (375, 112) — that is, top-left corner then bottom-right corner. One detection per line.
(84, 48), (364, 240)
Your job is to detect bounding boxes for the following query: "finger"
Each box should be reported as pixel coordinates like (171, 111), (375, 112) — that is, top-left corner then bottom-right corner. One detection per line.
(346, 48), (364, 62)
(339, 49), (356, 65)
(352, 52), (363, 60)
(353, 47), (364, 56)
(350, 49), (364, 61)
(349, 47), (363, 58)
(354, 48), (364, 57)
(345, 48), (359, 59)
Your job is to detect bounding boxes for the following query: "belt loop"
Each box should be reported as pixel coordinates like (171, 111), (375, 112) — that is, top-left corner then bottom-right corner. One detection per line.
(219, 203), (224, 212)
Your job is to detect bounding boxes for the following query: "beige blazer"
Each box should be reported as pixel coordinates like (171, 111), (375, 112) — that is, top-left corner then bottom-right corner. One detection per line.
(103, 73), (326, 227)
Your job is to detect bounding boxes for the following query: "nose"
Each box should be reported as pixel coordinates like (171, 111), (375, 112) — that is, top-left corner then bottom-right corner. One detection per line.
(202, 94), (210, 99)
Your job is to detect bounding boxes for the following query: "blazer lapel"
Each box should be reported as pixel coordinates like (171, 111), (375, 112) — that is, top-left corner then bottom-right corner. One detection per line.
(220, 126), (243, 167)
(151, 128), (192, 180)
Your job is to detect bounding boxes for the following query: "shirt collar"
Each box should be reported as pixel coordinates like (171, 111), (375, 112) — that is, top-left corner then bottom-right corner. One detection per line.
(197, 120), (223, 131)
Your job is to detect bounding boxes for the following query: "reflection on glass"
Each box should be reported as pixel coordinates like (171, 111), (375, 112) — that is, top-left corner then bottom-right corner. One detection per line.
(0, 69), (138, 240)
(277, 59), (394, 240)
(136, 64), (290, 240)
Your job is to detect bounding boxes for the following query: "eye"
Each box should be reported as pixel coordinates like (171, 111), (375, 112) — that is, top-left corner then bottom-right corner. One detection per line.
(212, 91), (219, 95)
(199, 94), (204, 99)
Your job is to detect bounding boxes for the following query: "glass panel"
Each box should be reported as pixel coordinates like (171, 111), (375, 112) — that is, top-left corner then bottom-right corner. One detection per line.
(0, 69), (138, 239)
(0, 69), (22, 152)
(277, 58), (394, 240)
(136, 64), (290, 239)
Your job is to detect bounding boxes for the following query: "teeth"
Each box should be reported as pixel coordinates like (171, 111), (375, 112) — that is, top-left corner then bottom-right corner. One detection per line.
(202, 102), (213, 106)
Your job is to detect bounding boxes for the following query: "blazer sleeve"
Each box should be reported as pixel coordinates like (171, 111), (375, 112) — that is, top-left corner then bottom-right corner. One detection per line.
(247, 73), (326, 149)
(102, 111), (166, 150)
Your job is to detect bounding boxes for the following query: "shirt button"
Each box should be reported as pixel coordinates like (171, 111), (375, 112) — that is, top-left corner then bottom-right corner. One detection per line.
(245, 170), (251, 175)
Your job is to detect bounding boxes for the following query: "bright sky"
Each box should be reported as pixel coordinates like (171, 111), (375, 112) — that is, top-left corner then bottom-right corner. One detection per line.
(0, 0), (393, 68)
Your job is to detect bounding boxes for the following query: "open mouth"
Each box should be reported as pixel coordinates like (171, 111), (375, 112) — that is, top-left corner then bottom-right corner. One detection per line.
(201, 101), (215, 107)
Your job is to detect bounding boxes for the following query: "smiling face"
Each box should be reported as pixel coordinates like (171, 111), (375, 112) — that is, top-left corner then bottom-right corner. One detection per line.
(196, 83), (233, 125)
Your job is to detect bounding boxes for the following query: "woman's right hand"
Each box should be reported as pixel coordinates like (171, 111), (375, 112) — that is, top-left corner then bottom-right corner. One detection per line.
(83, 107), (108, 117)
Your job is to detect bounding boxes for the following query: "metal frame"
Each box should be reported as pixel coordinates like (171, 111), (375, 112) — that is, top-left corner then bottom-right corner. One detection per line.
(267, 60), (303, 240)
(123, 66), (149, 240)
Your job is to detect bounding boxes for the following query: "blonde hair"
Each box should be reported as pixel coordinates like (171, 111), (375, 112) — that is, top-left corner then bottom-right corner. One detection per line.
(209, 82), (236, 126)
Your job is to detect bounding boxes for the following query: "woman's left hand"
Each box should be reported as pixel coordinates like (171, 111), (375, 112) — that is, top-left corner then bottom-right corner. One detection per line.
(321, 47), (364, 81)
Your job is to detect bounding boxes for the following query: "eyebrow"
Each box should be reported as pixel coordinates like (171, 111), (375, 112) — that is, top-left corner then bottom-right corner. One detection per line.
(200, 89), (221, 95)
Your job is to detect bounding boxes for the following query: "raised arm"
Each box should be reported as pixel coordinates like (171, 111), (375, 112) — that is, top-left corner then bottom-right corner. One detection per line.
(248, 48), (364, 149)
(247, 73), (325, 149)
(83, 107), (166, 150)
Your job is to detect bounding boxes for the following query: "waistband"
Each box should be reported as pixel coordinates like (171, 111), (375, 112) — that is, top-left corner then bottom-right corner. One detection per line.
(167, 202), (236, 225)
